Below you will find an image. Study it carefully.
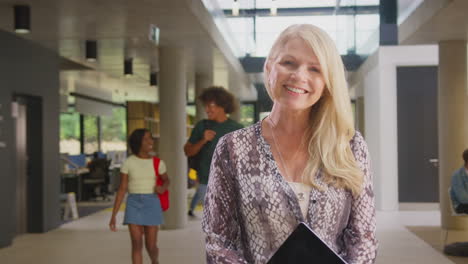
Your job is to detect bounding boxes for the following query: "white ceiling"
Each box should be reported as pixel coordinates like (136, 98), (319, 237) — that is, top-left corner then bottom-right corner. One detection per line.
(0, 0), (229, 103)
(399, 0), (468, 45)
(397, 0), (424, 25)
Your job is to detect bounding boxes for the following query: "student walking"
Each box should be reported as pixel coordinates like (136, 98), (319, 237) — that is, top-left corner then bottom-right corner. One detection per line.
(109, 128), (170, 264)
(184, 86), (243, 217)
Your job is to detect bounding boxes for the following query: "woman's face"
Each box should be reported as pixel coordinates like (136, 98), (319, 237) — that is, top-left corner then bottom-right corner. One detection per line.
(140, 131), (154, 154)
(267, 38), (326, 111)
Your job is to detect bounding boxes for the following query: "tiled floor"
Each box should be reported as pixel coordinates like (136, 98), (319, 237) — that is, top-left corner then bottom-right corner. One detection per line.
(0, 207), (464, 263)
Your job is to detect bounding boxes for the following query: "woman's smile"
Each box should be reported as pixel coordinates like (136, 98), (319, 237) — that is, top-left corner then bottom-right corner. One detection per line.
(284, 85), (309, 95)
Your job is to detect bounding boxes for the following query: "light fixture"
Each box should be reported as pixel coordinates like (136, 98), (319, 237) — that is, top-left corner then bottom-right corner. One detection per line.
(150, 72), (157, 86)
(149, 25), (160, 45)
(14, 5), (30, 34)
(232, 0), (239, 16)
(85, 40), (97, 62)
(270, 0), (277, 16)
(124, 58), (133, 76)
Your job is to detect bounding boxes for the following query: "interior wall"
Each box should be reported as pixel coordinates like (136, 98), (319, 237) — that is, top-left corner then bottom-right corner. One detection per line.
(351, 44), (438, 211)
(363, 67), (382, 209)
(0, 30), (61, 247)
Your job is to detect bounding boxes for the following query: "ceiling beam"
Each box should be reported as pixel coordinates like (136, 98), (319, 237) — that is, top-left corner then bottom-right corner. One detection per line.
(223, 5), (379, 17)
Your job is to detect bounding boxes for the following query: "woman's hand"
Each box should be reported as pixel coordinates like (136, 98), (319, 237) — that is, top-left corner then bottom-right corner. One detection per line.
(155, 185), (166, 194)
(109, 216), (117, 232)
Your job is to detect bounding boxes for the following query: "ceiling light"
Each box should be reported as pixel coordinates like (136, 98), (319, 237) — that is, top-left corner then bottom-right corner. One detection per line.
(85, 40), (97, 62)
(14, 5), (30, 34)
(150, 72), (157, 86)
(124, 58), (133, 76)
(232, 0), (239, 16)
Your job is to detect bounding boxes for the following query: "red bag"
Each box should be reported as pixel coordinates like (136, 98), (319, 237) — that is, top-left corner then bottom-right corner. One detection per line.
(153, 157), (169, 211)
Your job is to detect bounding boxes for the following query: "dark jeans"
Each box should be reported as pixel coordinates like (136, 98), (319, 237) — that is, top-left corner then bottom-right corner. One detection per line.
(455, 204), (468, 214)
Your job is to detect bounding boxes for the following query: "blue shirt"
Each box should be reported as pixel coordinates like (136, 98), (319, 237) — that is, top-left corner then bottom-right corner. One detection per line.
(450, 166), (468, 208)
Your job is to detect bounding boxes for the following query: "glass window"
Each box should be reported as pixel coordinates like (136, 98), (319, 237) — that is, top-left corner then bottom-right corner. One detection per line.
(216, 0), (336, 9)
(186, 105), (197, 139)
(186, 104), (196, 118)
(255, 15), (349, 56)
(240, 103), (255, 127)
(213, 0), (380, 58)
(60, 111), (80, 155)
(341, 0), (379, 6)
(84, 115), (99, 154)
(355, 14), (380, 55)
(255, 0), (335, 8)
(225, 17), (256, 55)
(100, 108), (127, 153)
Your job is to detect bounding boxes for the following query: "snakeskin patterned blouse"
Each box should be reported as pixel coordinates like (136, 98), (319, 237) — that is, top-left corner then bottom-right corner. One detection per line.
(202, 122), (378, 264)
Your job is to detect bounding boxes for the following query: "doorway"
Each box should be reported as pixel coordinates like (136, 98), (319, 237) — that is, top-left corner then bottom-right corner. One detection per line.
(397, 66), (439, 202)
(14, 95), (43, 233)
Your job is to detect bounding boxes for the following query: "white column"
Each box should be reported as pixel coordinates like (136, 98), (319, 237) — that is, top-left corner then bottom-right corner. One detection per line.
(356, 97), (365, 136)
(230, 98), (241, 122)
(355, 82), (365, 136)
(438, 41), (468, 230)
(159, 46), (187, 229)
(228, 67), (241, 122)
(213, 49), (229, 89)
(365, 62), (399, 212)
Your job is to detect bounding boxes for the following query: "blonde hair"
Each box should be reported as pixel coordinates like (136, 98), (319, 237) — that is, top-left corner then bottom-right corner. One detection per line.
(263, 24), (363, 196)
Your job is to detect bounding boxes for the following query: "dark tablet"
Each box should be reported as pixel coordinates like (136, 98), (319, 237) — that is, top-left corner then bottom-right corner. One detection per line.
(267, 222), (348, 264)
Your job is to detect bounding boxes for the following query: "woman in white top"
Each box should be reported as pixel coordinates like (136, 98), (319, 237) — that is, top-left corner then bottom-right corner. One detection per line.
(109, 128), (170, 264)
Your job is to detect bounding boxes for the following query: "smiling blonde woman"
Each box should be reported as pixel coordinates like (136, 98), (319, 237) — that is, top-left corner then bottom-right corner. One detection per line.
(202, 24), (378, 264)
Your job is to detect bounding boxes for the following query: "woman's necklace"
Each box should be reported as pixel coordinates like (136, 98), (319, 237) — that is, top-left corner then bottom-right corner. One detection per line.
(268, 117), (307, 190)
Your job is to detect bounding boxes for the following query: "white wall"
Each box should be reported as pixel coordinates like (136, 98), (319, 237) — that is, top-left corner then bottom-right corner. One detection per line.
(364, 67), (383, 208)
(351, 45), (438, 211)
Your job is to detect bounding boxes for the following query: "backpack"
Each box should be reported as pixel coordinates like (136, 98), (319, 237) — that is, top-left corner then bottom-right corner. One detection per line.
(153, 157), (169, 211)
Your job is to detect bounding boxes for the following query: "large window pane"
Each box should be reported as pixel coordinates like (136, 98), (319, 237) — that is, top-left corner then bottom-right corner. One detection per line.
(84, 115), (98, 154)
(258, 0), (335, 8)
(216, 0), (336, 9)
(60, 112), (80, 155)
(101, 108), (127, 153)
(216, 0), (378, 9)
(355, 14), (380, 55)
(240, 103), (255, 127)
(341, 0), (379, 6)
(255, 16), (348, 56)
(226, 17), (255, 55)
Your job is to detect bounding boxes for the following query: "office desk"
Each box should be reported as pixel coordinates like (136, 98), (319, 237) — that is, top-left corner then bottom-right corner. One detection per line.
(61, 168), (89, 201)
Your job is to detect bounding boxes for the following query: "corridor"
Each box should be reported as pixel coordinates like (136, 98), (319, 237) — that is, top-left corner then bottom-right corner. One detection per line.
(0, 206), (464, 264)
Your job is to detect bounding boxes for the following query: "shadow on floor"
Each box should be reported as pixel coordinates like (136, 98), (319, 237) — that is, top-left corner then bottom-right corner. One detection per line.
(406, 226), (468, 264)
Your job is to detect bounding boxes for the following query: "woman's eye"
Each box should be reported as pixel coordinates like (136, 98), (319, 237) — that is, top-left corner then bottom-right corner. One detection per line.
(281, 60), (294, 65)
(309, 67), (320, 73)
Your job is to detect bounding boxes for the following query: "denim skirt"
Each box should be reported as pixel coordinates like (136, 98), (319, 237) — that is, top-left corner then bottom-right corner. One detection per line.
(124, 193), (164, 226)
